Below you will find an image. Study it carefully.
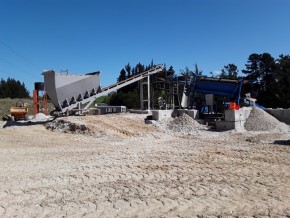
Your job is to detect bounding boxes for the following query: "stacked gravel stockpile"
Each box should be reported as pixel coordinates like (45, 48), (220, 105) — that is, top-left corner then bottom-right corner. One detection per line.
(244, 107), (289, 132)
(156, 113), (208, 135)
(45, 119), (90, 134)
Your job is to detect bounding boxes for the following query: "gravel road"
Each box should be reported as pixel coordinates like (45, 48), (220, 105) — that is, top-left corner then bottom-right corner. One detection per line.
(0, 113), (290, 217)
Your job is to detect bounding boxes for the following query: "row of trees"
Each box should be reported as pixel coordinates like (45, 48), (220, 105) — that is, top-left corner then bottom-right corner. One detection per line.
(110, 53), (290, 109)
(0, 78), (30, 98)
(217, 53), (290, 108)
(242, 53), (290, 108)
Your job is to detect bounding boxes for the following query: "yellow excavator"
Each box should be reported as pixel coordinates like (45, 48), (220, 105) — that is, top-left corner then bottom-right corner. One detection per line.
(10, 100), (28, 121)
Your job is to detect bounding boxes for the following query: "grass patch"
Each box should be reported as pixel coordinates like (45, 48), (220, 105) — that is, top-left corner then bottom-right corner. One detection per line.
(95, 95), (107, 104)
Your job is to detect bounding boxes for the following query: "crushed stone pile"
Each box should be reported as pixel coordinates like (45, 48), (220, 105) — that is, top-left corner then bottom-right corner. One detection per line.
(45, 119), (91, 134)
(244, 107), (289, 132)
(155, 113), (208, 135)
(33, 113), (51, 121)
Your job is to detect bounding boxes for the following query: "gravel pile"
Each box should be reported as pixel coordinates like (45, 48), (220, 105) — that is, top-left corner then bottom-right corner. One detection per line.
(244, 107), (289, 132)
(33, 113), (51, 121)
(45, 119), (91, 134)
(155, 113), (208, 135)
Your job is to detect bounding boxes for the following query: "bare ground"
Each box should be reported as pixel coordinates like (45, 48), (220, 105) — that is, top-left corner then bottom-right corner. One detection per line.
(0, 113), (290, 217)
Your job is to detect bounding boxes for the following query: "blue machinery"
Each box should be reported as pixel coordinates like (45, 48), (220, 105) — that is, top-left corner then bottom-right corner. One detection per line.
(190, 74), (243, 112)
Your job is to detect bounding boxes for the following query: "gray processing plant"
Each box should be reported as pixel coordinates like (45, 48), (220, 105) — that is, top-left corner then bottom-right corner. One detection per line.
(42, 65), (165, 114)
(39, 65), (290, 131)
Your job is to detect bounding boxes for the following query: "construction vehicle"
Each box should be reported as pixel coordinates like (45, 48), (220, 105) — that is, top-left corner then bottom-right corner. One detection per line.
(10, 100), (29, 121)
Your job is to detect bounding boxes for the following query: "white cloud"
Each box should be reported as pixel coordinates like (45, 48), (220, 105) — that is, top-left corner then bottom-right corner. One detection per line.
(212, 70), (222, 76)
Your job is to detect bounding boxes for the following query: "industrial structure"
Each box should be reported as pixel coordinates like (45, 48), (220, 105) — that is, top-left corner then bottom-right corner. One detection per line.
(38, 64), (289, 130)
(42, 65), (165, 114)
(41, 65), (244, 118)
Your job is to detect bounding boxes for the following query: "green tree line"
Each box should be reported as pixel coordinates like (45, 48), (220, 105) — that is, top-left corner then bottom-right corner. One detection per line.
(0, 77), (30, 98)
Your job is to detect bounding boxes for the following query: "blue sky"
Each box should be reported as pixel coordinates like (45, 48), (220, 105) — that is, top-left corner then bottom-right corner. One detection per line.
(0, 0), (290, 94)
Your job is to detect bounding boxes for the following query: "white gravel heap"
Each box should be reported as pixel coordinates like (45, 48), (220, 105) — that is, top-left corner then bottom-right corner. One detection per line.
(45, 118), (90, 134)
(155, 113), (208, 135)
(244, 107), (289, 132)
(33, 113), (50, 121)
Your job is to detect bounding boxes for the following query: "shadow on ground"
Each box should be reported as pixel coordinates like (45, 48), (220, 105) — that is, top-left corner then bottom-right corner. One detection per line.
(2, 119), (55, 128)
(273, 140), (290, 146)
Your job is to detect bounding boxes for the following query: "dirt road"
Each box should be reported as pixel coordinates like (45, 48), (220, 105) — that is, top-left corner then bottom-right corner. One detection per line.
(0, 113), (290, 217)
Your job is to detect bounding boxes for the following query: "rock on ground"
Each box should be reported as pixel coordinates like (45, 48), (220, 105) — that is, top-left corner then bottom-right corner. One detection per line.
(45, 118), (91, 134)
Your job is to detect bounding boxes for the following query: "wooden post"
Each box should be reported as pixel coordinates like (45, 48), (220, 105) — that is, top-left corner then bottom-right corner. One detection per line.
(33, 90), (39, 115)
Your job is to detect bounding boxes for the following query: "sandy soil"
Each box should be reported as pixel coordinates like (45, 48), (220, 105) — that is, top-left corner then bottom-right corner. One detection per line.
(0, 113), (290, 217)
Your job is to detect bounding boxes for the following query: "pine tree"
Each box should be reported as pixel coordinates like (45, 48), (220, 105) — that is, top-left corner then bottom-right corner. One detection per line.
(117, 69), (126, 82)
(220, 64), (239, 79)
(125, 63), (131, 78)
(0, 77), (30, 98)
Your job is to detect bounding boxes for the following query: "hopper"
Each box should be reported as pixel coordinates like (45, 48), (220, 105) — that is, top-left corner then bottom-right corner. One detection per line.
(43, 70), (100, 111)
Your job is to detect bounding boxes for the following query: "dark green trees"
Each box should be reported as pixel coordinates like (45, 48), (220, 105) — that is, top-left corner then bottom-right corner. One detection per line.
(242, 53), (275, 88)
(106, 62), (151, 109)
(275, 55), (290, 108)
(220, 64), (239, 79)
(0, 78), (30, 98)
(242, 53), (290, 108)
(117, 69), (126, 83)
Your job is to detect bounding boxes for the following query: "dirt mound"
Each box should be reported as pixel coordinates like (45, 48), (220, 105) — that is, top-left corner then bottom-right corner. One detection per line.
(156, 113), (208, 135)
(244, 107), (289, 132)
(45, 118), (91, 134)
